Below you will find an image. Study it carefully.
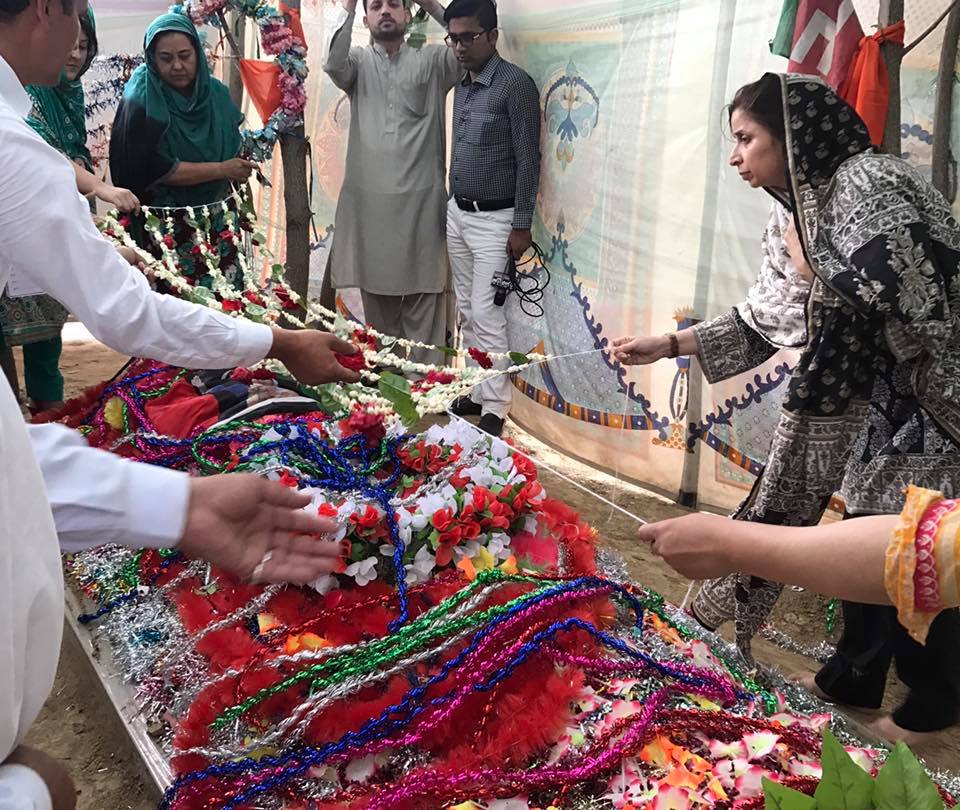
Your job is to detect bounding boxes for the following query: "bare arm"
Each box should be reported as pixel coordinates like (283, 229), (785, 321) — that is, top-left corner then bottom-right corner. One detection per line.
(415, 0), (446, 25)
(637, 512), (895, 604)
(71, 162), (141, 213)
(164, 161), (227, 187)
(72, 159), (100, 196)
(163, 158), (254, 188)
(610, 328), (700, 365)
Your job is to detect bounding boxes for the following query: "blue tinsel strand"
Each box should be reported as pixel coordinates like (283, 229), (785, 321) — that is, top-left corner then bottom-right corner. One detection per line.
(161, 575), (720, 807)
(163, 582), (738, 810)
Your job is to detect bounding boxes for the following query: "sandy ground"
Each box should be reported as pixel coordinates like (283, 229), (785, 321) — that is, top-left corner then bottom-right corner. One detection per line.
(14, 333), (960, 809)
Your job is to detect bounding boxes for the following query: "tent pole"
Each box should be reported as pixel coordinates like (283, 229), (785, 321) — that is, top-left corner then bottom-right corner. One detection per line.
(677, 0), (738, 508)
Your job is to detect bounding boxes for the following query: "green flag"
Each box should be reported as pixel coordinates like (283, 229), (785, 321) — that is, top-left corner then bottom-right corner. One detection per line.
(770, 0), (799, 58)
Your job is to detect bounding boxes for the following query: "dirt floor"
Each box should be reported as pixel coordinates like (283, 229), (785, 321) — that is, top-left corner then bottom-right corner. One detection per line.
(15, 334), (960, 809)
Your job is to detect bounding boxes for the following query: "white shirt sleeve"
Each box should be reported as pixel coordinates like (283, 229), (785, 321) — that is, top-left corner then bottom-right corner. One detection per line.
(0, 122), (273, 370)
(29, 423), (189, 552)
(0, 764), (53, 810)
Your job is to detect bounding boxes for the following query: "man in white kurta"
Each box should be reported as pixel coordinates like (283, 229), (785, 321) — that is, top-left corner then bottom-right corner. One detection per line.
(323, 0), (460, 367)
(0, 2), (359, 805)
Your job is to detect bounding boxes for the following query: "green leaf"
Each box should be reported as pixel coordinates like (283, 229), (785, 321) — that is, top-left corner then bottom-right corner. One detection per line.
(509, 351), (531, 365)
(305, 384), (346, 416)
(187, 286), (215, 305)
(271, 263), (285, 280)
(243, 303), (267, 323)
(378, 372), (418, 426)
(437, 346), (458, 357)
(145, 213), (161, 231)
(874, 743), (945, 810)
(763, 778), (816, 810)
(814, 729), (874, 810)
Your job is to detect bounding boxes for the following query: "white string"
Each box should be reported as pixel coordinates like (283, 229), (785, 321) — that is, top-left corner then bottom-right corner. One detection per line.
(445, 411), (647, 527)
(446, 408), (705, 611)
(604, 385), (632, 526)
(679, 580), (697, 611)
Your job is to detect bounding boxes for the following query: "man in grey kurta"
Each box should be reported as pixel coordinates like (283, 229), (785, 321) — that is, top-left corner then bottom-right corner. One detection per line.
(323, 0), (461, 366)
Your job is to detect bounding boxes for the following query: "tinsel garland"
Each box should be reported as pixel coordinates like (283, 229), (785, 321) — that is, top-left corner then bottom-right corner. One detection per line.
(56, 364), (960, 809)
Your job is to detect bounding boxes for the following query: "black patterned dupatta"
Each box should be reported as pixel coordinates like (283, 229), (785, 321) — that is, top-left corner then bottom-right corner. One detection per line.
(693, 74), (960, 656)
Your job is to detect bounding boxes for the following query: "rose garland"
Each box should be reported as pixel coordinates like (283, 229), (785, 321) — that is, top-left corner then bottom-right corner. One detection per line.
(99, 191), (549, 426)
(178, 0), (307, 161)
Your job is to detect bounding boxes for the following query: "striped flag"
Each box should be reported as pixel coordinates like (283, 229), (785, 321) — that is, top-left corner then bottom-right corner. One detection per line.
(770, 0), (864, 89)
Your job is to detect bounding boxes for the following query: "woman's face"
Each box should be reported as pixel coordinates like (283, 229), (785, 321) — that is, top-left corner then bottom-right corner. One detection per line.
(63, 29), (89, 82)
(729, 109), (787, 190)
(153, 32), (198, 93)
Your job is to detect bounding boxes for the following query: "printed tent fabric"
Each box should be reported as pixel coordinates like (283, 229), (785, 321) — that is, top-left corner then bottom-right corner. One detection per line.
(259, 0), (958, 513)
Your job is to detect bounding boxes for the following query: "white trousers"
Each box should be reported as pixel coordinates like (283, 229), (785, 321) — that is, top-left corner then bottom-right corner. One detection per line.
(446, 198), (514, 418)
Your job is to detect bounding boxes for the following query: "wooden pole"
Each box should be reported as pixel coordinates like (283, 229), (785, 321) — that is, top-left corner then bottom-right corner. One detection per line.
(277, 0), (311, 323)
(933, 4), (960, 199)
(217, 3), (311, 324)
(878, 0), (905, 156)
(677, 0), (738, 509)
(223, 10), (246, 109)
(280, 128), (311, 323)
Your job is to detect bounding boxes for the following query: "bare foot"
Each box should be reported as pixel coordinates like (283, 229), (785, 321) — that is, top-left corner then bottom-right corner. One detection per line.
(869, 716), (939, 750)
(789, 671), (835, 703)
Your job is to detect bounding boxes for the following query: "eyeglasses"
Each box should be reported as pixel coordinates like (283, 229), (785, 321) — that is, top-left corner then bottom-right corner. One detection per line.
(444, 30), (491, 47)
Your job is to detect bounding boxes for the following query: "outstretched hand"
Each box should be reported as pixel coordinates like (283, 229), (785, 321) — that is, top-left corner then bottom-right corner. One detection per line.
(268, 328), (363, 385)
(610, 334), (668, 366)
(178, 475), (346, 584)
(637, 512), (738, 580)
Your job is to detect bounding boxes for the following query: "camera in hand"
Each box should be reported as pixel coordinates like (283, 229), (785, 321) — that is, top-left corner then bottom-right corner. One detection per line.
(491, 257), (515, 307)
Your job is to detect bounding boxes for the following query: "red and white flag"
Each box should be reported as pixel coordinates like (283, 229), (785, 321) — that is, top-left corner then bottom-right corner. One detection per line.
(780, 0), (865, 89)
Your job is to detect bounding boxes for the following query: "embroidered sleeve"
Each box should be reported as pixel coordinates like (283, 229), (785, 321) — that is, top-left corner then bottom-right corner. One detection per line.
(885, 485), (960, 643)
(691, 308), (777, 384)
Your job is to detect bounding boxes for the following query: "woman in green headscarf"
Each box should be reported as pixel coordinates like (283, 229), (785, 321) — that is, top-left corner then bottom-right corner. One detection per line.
(0, 6), (139, 412)
(109, 12), (255, 210)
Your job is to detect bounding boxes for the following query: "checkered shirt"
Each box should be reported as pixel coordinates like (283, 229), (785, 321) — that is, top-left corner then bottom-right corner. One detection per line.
(450, 53), (542, 230)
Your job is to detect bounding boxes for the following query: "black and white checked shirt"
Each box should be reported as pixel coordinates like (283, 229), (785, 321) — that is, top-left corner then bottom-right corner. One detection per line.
(449, 53), (542, 230)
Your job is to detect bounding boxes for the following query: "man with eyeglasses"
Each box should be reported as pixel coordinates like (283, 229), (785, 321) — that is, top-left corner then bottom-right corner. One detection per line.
(323, 0), (461, 369)
(444, 0), (540, 438)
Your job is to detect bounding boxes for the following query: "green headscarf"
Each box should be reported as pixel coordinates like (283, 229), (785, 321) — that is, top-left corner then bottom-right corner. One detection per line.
(25, 6), (98, 168)
(112, 12), (242, 206)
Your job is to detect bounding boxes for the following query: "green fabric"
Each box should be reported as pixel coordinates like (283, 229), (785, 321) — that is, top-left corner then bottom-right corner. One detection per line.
(22, 338), (64, 403)
(0, 293), (69, 346)
(770, 0), (798, 58)
(123, 12), (242, 206)
(25, 6), (97, 168)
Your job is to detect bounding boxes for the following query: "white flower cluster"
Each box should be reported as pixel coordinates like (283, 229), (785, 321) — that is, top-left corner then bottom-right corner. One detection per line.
(244, 421), (547, 595)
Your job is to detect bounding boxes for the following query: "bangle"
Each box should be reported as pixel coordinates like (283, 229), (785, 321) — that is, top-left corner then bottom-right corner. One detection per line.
(665, 333), (680, 359)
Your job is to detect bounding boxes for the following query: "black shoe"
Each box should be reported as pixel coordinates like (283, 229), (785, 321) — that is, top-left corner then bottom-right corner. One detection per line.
(477, 413), (505, 437)
(450, 396), (482, 417)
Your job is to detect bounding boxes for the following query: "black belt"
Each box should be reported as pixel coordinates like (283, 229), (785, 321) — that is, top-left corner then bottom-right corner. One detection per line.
(454, 195), (514, 212)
